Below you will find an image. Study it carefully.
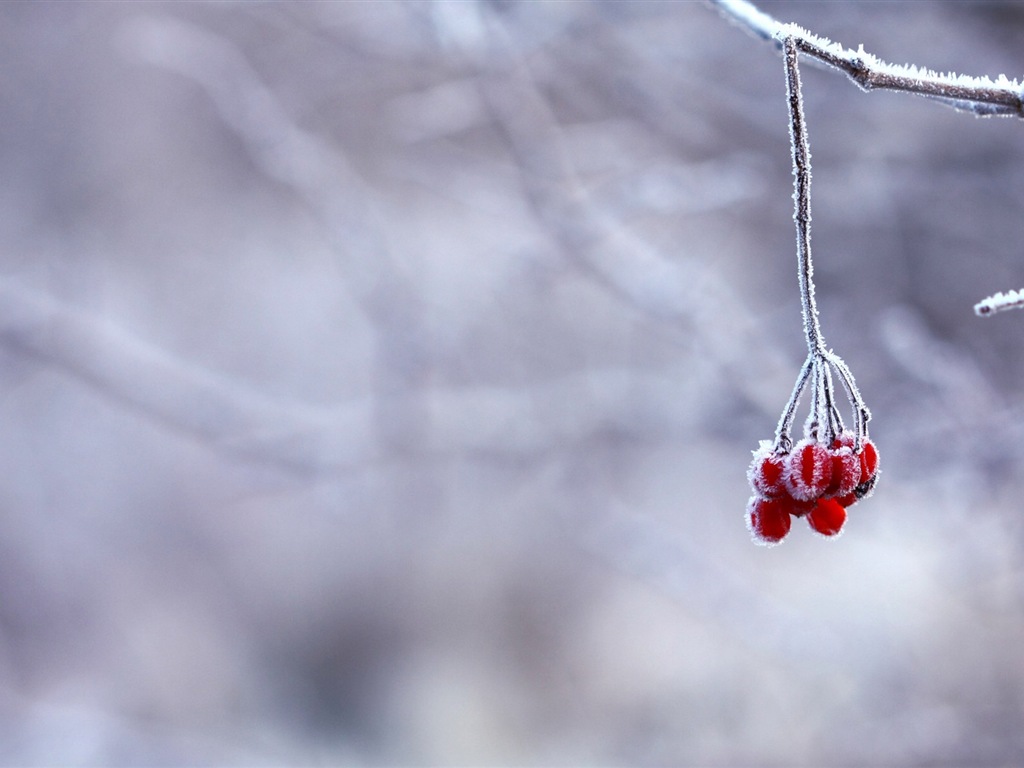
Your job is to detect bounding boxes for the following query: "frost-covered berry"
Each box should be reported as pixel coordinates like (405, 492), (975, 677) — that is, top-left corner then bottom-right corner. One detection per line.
(859, 439), (879, 479)
(748, 442), (787, 498)
(746, 496), (792, 546)
(854, 438), (879, 499)
(808, 497), (846, 537)
(785, 439), (832, 501)
(825, 445), (859, 498)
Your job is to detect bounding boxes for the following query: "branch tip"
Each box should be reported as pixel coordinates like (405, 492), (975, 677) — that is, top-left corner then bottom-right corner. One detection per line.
(975, 289), (1024, 317)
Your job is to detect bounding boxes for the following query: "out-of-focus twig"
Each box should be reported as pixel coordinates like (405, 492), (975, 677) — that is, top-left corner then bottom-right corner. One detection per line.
(0, 277), (375, 473)
(450, 5), (796, 418)
(121, 15), (435, 487)
(0, 276), (725, 473)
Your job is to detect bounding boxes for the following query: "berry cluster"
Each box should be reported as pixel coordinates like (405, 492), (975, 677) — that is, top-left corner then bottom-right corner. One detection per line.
(747, 432), (879, 545)
(745, 348), (877, 545)
(743, 38), (881, 547)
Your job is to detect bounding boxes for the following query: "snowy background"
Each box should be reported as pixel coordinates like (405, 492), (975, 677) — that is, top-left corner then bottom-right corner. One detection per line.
(1, 1), (1024, 764)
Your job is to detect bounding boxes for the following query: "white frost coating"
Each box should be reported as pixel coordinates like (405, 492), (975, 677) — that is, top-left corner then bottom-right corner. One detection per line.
(792, 25), (844, 59)
(975, 289), (1024, 316)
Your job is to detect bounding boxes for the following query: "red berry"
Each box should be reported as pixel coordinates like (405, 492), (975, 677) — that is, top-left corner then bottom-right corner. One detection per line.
(859, 439), (879, 481)
(835, 491), (858, 508)
(854, 439), (879, 499)
(746, 496), (792, 546)
(808, 497), (847, 537)
(748, 443), (787, 498)
(785, 439), (832, 502)
(825, 446), (859, 498)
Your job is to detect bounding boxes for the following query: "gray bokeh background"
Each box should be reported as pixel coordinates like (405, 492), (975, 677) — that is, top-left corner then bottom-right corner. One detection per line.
(2, 1), (1024, 764)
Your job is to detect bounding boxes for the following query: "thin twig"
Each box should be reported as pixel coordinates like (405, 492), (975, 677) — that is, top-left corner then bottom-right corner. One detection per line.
(824, 351), (870, 448)
(710, 0), (1024, 117)
(975, 289), (1024, 316)
(773, 356), (813, 453)
(784, 36), (824, 357)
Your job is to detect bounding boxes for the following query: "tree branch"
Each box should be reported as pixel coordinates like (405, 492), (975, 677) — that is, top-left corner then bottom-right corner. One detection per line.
(710, 0), (1024, 117)
(712, 0), (1024, 317)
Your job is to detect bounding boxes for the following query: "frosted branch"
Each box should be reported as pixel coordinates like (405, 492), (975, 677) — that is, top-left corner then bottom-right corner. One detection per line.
(710, 0), (1024, 117)
(713, 2), (1024, 324)
(975, 289), (1024, 316)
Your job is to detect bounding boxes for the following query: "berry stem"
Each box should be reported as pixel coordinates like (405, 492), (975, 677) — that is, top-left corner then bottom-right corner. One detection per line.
(822, 363), (844, 439)
(823, 350), (871, 449)
(773, 354), (813, 452)
(784, 34), (825, 357)
(807, 357), (824, 439)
